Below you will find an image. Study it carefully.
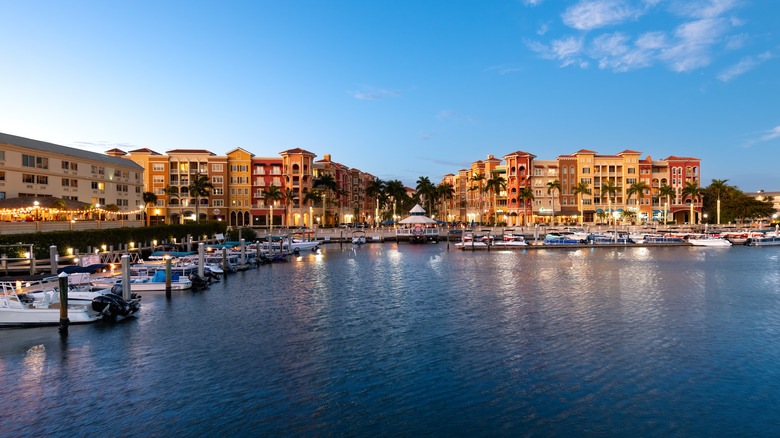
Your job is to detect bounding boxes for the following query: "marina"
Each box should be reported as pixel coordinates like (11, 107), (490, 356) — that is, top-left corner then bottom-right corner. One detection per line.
(1, 243), (779, 435)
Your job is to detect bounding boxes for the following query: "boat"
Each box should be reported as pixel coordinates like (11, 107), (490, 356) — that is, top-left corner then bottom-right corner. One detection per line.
(563, 227), (590, 243)
(91, 270), (193, 291)
(748, 231), (780, 246)
(351, 230), (367, 245)
(543, 233), (581, 245)
(493, 233), (528, 247)
(590, 234), (633, 244)
(644, 234), (685, 244)
(0, 275), (139, 326)
(689, 236), (732, 247)
(721, 231), (763, 245)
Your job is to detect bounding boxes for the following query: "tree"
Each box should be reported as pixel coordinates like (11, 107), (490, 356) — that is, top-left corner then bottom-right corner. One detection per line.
(681, 181), (703, 224)
(142, 191), (158, 226)
(437, 182), (455, 223)
(283, 188), (297, 226)
(262, 185), (282, 229)
(303, 189), (322, 207)
(627, 181), (651, 223)
(600, 180), (619, 226)
(384, 179), (408, 220)
(485, 173), (506, 225)
(188, 173), (214, 223)
(163, 185), (179, 224)
(517, 187), (535, 226)
(470, 173), (486, 224)
(656, 184), (676, 225)
(546, 179), (561, 226)
(725, 195), (774, 224)
(314, 173), (339, 226)
(416, 176), (437, 215)
(707, 179), (730, 225)
(572, 182), (590, 226)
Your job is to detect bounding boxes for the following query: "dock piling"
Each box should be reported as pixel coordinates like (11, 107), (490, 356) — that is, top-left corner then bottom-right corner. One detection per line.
(198, 243), (205, 278)
(121, 254), (131, 301)
(58, 272), (69, 335)
(240, 238), (246, 267)
(50, 245), (58, 275)
(165, 258), (172, 299)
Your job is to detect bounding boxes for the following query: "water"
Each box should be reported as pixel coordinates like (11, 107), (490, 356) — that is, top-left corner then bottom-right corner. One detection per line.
(2, 244), (780, 437)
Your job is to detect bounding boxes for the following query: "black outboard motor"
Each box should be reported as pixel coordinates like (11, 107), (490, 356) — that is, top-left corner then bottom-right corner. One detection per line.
(92, 293), (140, 319)
(188, 273), (211, 290)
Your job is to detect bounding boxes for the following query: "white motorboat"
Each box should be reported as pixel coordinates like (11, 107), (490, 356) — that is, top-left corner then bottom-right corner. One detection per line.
(689, 236), (732, 247)
(0, 276), (139, 326)
(291, 240), (321, 251)
(493, 234), (528, 247)
(91, 271), (193, 291)
(749, 231), (780, 246)
(352, 230), (367, 245)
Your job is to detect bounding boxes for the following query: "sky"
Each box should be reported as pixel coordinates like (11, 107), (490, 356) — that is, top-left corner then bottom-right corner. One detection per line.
(1, 0), (778, 191)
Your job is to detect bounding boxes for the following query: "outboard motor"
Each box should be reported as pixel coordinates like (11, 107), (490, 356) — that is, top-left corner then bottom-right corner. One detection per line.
(188, 273), (210, 290)
(92, 293), (140, 319)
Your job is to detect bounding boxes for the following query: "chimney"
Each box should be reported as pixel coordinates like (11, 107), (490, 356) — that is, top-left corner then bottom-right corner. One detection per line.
(324, 154), (331, 161)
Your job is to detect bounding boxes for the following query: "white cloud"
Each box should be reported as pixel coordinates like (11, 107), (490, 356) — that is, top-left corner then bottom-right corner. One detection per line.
(524, 0), (544, 6)
(760, 126), (780, 142)
(352, 87), (401, 100)
(562, 0), (645, 31)
(718, 52), (772, 82)
(486, 65), (524, 75)
(659, 18), (730, 71)
(527, 36), (586, 67)
(436, 110), (455, 120)
(537, 22), (550, 36)
(590, 32), (657, 71)
(676, 0), (740, 19)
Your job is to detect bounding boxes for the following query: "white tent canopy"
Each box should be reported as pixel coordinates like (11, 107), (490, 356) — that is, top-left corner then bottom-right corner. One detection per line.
(398, 204), (437, 224)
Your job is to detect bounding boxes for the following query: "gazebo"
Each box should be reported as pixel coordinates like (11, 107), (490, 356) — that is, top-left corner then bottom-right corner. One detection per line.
(396, 204), (440, 242)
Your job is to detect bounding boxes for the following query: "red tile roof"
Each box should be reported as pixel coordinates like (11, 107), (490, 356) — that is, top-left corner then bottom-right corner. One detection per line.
(280, 148), (316, 156)
(166, 149), (215, 155)
(574, 149), (598, 154)
(128, 148), (162, 155)
(503, 150), (536, 158)
(618, 149), (643, 155)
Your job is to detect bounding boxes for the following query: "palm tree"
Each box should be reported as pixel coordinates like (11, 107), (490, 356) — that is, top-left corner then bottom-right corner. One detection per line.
(709, 179), (729, 225)
(314, 173), (339, 226)
(546, 179), (561, 226)
(163, 185), (179, 224)
(627, 181), (651, 223)
(484, 173), (506, 225)
(437, 182), (455, 223)
(188, 173), (214, 223)
(655, 184), (676, 225)
(469, 173), (485, 224)
(283, 188), (297, 226)
(572, 182), (590, 226)
(142, 191), (158, 226)
(681, 181), (703, 225)
(262, 185), (282, 229)
(517, 187), (535, 226)
(600, 180), (619, 226)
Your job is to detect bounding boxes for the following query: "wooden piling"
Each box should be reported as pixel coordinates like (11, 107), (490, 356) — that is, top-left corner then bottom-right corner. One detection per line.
(198, 243), (205, 277)
(165, 258), (172, 299)
(58, 272), (69, 334)
(50, 245), (58, 275)
(121, 254), (131, 301)
(240, 238), (246, 267)
(222, 248), (228, 278)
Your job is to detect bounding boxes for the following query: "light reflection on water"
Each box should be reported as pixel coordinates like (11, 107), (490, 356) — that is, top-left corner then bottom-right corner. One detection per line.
(0, 244), (779, 436)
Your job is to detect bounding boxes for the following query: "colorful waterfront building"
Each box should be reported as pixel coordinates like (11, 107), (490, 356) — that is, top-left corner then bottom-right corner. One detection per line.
(250, 156), (284, 227)
(280, 148), (316, 227)
(226, 148), (253, 227)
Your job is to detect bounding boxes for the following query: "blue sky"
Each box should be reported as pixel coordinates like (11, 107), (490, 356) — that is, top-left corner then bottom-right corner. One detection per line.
(1, 0), (778, 191)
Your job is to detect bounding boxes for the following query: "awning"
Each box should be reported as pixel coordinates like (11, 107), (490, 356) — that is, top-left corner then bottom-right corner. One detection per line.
(595, 208), (604, 213)
(183, 210), (194, 215)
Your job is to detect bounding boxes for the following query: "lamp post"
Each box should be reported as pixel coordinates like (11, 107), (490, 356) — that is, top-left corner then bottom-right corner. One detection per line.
(33, 200), (40, 221)
(717, 198), (721, 225)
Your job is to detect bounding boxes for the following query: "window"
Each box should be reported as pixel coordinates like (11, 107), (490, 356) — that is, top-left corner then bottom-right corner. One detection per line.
(36, 175), (48, 184)
(62, 161), (70, 169)
(152, 163), (165, 171)
(72, 163), (78, 171)
(0, 171), (4, 181)
(213, 199), (224, 207)
(62, 178), (71, 187)
(22, 154), (35, 167)
(240, 165), (248, 172)
(36, 157), (48, 169)
(580, 178), (591, 184)
(213, 188), (223, 195)
(0, 151), (4, 160)
(212, 164), (223, 172)
(22, 173), (34, 183)
(627, 168), (635, 174)
(582, 167), (590, 174)
(91, 181), (105, 190)
(231, 165), (238, 172)
(153, 176), (165, 183)
(562, 167), (567, 174)
(230, 188), (236, 195)
(212, 176), (223, 184)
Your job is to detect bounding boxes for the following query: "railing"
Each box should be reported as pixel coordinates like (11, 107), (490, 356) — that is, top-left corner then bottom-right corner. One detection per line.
(0, 220), (144, 235)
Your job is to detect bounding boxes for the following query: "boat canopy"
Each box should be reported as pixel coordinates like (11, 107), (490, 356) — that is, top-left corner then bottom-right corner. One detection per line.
(398, 204), (437, 224)
(149, 251), (197, 258)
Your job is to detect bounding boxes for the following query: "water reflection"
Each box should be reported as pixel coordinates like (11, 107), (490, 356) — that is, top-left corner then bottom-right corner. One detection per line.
(0, 244), (779, 436)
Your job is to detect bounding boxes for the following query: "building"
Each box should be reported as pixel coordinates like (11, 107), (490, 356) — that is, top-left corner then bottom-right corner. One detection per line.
(442, 148), (702, 225)
(0, 132), (144, 218)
